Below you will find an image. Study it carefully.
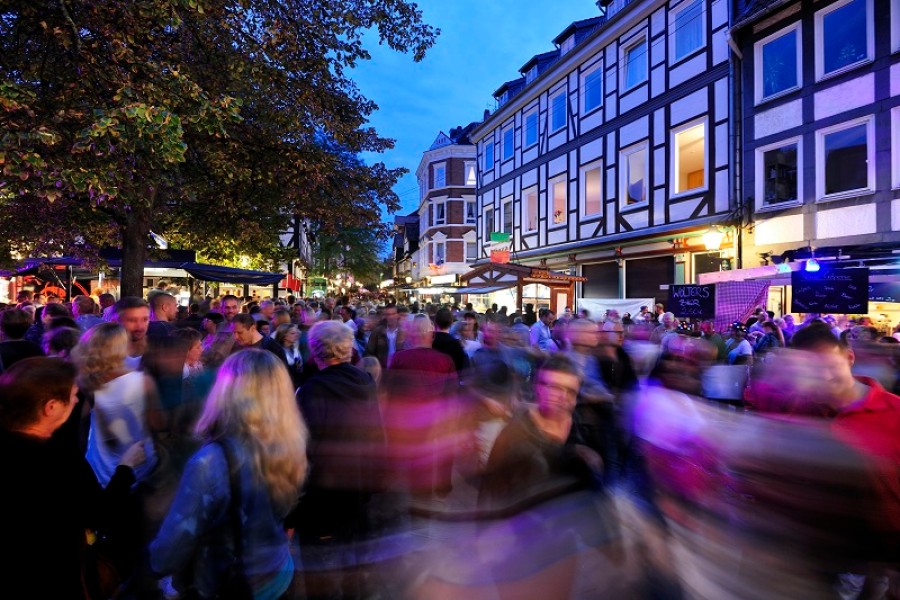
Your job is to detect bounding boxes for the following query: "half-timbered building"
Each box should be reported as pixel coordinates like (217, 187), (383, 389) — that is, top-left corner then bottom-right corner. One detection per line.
(470, 0), (736, 310)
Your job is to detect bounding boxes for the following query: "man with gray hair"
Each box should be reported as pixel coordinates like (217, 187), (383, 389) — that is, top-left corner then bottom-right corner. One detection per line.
(290, 320), (387, 598)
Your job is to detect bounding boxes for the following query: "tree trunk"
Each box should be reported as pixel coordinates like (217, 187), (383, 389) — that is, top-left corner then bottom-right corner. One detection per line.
(120, 204), (151, 298)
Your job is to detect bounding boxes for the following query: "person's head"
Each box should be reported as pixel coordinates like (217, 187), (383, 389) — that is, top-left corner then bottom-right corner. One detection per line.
(42, 326), (81, 359)
(434, 307), (454, 331)
(142, 335), (191, 379)
(271, 308), (291, 328)
(41, 302), (71, 327)
(150, 292), (178, 323)
(195, 349), (307, 515)
(72, 295), (97, 318)
(538, 308), (554, 325)
(403, 314), (434, 349)
(525, 303), (534, 312)
(255, 319), (271, 337)
(258, 300), (275, 319)
(534, 354), (583, 417)
(655, 303), (665, 315)
(113, 297), (150, 344)
(16, 290), (33, 304)
(220, 294), (241, 322)
(172, 327), (203, 366)
(201, 311), (225, 335)
(382, 305), (399, 329)
(356, 355), (382, 386)
(599, 319), (626, 347)
(730, 321), (747, 338)
(72, 322), (129, 392)
(232, 313), (261, 346)
(699, 320), (715, 336)
(661, 312), (676, 328)
(308, 320), (354, 368)
(274, 323), (300, 347)
(0, 308), (31, 341)
(762, 321), (779, 335)
(791, 322), (856, 405)
(565, 318), (598, 351)
(0, 357), (78, 436)
(98, 293), (116, 309)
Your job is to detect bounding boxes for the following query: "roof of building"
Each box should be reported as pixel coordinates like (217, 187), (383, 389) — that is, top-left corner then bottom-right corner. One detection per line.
(492, 77), (527, 101)
(734, 0), (787, 26)
(519, 49), (561, 76)
(552, 16), (606, 46)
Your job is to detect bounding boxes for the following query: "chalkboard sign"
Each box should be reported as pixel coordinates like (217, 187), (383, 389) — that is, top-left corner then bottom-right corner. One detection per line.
(668, 284), (716, 319)
(869, 282), (900, 303)
(791, 267), (869, 314)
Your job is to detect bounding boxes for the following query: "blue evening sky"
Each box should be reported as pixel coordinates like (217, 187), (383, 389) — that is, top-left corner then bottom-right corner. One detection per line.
(353, 1), (603, 224)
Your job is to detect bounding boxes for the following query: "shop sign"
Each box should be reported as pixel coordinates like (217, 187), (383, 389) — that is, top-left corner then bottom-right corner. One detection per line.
(668, 284), (716, 319)
(792, 267), (869, 314)
(490, 232), (511, 264)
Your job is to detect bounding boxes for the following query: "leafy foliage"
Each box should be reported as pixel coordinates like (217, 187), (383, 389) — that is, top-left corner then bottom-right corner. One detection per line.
(0, 0), (438, 293)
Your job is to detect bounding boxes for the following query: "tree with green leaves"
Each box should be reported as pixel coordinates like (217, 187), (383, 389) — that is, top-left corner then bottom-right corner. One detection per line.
(0, 0), (437, 295)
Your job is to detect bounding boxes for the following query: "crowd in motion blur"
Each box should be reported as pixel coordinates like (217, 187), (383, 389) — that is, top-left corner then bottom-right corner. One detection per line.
(0, 286), (899, 599)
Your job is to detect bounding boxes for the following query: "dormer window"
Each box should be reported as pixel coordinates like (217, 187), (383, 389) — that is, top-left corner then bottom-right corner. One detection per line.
(560, 34), (575, 55)
(525, 65), (538, 84)
(499, 91), (509, 105)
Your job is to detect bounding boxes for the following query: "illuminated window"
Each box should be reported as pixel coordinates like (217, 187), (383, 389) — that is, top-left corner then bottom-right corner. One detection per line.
(524, 187), (538, 232)
(550, 177), (567, 226)
(581, 161), (602, 216)
(672, 120), (706, 195)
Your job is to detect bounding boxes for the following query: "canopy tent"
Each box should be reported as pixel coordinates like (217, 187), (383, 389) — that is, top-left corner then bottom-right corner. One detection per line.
(459, 262), (586, 315)
(179, 262), (284, 285)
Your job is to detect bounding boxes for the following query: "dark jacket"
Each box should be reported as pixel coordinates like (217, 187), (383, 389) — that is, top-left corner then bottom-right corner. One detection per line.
(289, 363), (387, 541)
(432, 331), (469, 373)
(0, 429), (136, 599)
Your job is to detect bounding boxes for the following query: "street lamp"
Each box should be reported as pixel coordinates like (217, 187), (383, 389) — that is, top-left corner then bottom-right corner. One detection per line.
(405, 276), (412, 284)
(702, 227), (726, 251)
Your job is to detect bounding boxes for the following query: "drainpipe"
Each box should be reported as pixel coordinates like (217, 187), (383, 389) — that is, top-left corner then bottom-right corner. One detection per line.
(726, 13), (743, 269)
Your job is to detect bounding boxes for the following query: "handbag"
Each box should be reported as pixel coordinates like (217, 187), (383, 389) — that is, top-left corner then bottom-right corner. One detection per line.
(212, 439), (254, 600)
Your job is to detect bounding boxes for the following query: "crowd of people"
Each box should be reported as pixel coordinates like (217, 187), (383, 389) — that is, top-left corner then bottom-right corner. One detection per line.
(0, 286), (899, 599)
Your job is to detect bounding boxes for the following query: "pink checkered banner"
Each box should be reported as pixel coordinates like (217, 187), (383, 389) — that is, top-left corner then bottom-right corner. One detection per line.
(713, 280), (770, 333)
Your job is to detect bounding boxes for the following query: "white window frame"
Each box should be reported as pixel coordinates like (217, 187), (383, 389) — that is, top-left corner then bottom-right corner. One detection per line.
(581, 64), (603, 114)
(621, 35), (648, 92)
(549, 174), (568, 229)
(815, 115), (875, 201)
(465, 199), (477, 224)
(484, 141), (495, 170)
(525, 65), (538, 84)
(755, 136), (803, 211)
(891, 107), (900, 190)
(433, 241), (446, 265)
(550, 90), (567, 133)
(560, 34), (575, 55)
(432, 162), (446, 189)
(465, 240), (478, 261)
(465, 161), (476, 186)
(669, 0), (706, 62)
(484, 206), (494, 240)
(501, 196), (514, 234)
(524, 110), (539, 148)
(671, 118), (708, 198)
(433, 200), (446, 226)
(502, 126), (515, 161)
(893, 0), (900, 53)
(754, 22), (802, 105)
(580, 160), (603, 218)
(814, 0), (874, 82)
(523, 185), (538, 232)
(620, 142), (649, 209)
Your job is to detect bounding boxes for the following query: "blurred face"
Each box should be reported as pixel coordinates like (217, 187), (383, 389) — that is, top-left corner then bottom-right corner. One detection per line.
(804, 345), (857, 405)
(202, 317), (217, 334)
(534, 369), (580, 417)
(700, 322), (714, 336)
(600, 322), (625, 347)
(567, 323), (598, 350)
(285, 328), (300, 344)
(221, 299), (240, 322)
(232, 323), (255, 346)
(186, 340), (203, 365)
(118, 307), (150, 342)
(542, 311), (555, 325)
(384, 307), (399, 329)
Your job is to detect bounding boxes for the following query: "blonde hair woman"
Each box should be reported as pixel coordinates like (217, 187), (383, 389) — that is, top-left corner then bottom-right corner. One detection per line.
(72, 322), (158, 485)
(150, 349), (307, 599)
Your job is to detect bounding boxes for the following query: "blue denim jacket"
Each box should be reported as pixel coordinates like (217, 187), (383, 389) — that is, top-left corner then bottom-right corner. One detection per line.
(150, 439), (293, 599)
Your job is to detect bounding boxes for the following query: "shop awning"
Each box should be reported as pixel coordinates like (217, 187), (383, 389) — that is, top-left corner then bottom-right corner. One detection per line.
(455, 285), (514, 294)
(179, 262), (284, 285)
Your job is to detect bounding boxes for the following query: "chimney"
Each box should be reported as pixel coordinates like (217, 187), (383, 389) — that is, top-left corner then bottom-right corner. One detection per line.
(483, 108), (491, 120)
